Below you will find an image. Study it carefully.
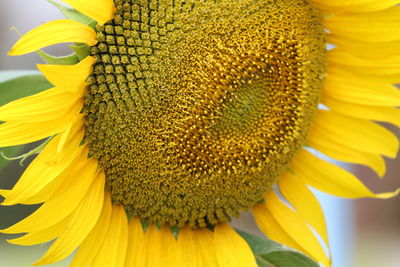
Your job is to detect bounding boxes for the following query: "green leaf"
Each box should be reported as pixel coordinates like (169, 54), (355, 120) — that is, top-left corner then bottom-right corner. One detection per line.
(0, 73), (52, 106)
(258, 251), (320, 267)
(48, 0), (93, 26)
(237, 230), (320, 267)
(237, 229), (282, 255)
(0, 71), (39, 83)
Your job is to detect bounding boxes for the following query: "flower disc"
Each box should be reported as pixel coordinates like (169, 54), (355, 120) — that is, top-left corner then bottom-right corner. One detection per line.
(83, 0), (325, 227)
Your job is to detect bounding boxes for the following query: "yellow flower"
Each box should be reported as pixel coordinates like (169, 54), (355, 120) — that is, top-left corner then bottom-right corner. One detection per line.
(1, 0), (399, 266)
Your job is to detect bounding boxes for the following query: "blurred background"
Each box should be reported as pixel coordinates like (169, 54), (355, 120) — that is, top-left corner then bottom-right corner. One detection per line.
(0, 1), (399, 266)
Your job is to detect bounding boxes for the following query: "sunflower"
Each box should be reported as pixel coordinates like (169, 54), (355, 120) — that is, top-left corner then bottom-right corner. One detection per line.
(1, 0), (399, 266)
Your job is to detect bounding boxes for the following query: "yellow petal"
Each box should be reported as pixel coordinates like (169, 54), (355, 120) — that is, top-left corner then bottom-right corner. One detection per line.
(278, 173), (329, 246)
(161, 226), (179, 267)
(61, 0), (116, 25)
(312, 110), (399, 158)
(0, 87), (82, 122)
(70, 192), (112, 267)
(252, 204), (304, 254)
(194, 228), (219, 267)
(327, 49), (400, 76)
(307, 125), (386, 177)
(124, 217), (146, 267)
(19, 176), (66, 205)
(327, 35), (400, 59)
(1, 135), (61, 205)
(91, 205), (128, 267)
(1, 121), (84, 206)
(8, 19), (97, 56)
(323, 72), (400, 107)
(0, 100), (82, 147)
(324, 6), (400, 43)
(56, 122), (73, 153)
(161, 227), (181, 267)
(142, 225), (179, 267)
(37, 56), (95, 90)
(0, 121), (63, 147)
(291, 149), (399, 199)
(1, 155), (98, 234)
(0, 190), (10, 198)
(335, 66), (400, 83)
(213, 223), (257, 267)
(330, 64), (400, 85)
(322, 96), (400, 127)
(176, 227), (204, 267)
(34, 172), (105, 265)
(21, 147), (85, 205)
(142, 225), (164, 267)
(7, 215), (71, 246)
(314, 0), (400, 13)
(126, 225), (215, 267)
(253, 193), (330, 267)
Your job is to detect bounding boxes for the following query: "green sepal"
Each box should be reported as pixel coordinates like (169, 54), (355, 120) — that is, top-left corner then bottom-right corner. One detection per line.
(286, 166), (296, 175)
(87, 20), (98, 30)
(0, 146), (24, 172)
(169, 225), (180, 238)
(1, 137), (52, 166)
(70, 44), (91, 61)
(236, 230), (320, 267)
(0, 72), (52, 106)
(36, 50), (80, 65)
(47, 0), (92, 25)
(141, 220), (149, 232)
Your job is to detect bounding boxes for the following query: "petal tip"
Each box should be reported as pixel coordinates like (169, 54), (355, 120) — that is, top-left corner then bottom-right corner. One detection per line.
(7, 49), (17, 56)
(0, 227), (11, 234)
(0, 199), (15, 206)
(5, 238), (20, 245)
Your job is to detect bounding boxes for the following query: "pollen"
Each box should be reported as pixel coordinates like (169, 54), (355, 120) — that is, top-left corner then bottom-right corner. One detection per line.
(83, 0), (325, 227)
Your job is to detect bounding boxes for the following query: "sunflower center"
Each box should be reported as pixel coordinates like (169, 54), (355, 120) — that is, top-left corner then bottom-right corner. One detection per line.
(83, 0), (325, 227)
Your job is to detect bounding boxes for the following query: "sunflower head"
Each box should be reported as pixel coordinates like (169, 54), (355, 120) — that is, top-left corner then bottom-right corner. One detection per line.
(83, 0), (326, 227)
(1, 0), (399, 266)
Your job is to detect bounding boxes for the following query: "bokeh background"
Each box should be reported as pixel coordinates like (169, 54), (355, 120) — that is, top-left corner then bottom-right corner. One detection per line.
(0, 1), (399, 266)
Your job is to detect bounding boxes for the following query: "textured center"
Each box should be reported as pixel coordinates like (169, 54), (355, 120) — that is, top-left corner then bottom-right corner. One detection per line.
(83, 0), (325, 227)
